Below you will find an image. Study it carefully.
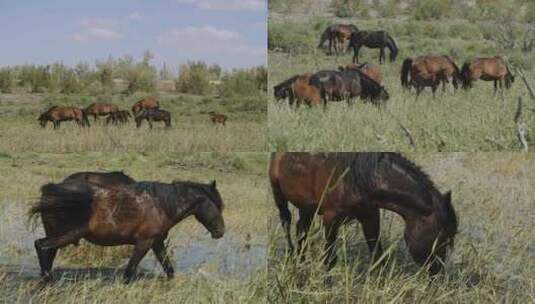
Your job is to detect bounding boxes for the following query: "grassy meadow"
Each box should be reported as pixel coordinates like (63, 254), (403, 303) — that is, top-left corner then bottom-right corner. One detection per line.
(0, 152), (268, 303)
(0, 91), (266, 153)
(268, 153), (535, 303)
(268, 14), (535, 151)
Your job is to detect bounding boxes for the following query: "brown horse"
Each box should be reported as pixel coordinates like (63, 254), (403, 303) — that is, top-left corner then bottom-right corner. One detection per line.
(38, 106), (90, 129)
(401, 55), (462, 97)
(318, 24), (359, 55)
(340, 63), (384, 86)
(270, 153), (458, 275)
(84, 103), (119, 121)
(461, 56), (515, 92)
(132, 97), (160, 116)
(106, 110), (132, 125)
(29, 179), (224, 283)
(290, 74), (322, 107)
(63, 171), (135, 187)
(207, 111), (228, 126)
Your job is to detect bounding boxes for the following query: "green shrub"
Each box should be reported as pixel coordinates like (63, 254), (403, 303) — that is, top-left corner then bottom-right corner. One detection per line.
(268, 21), (313, 52)
(0, 69), (14, 93)
(175, 61), (218, 95)
(413, 0), (451, 20)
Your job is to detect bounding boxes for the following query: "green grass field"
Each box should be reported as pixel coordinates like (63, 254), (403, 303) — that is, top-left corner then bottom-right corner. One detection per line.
(268, 153), (535, 303)
(268, 15), (535, 151)
(0, 92), (266, 153)
(0, 152), (268, 303)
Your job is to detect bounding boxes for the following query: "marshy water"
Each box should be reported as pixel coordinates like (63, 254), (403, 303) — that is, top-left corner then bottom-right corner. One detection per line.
(0, 201), (266, 282)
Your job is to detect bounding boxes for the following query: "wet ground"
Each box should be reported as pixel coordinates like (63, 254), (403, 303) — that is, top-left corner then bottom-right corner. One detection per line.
(0, 201), (266, 283)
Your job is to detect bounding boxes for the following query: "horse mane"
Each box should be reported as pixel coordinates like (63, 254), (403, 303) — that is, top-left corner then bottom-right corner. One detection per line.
(334, 153), (458, 238)
(172, 180), (224, 211)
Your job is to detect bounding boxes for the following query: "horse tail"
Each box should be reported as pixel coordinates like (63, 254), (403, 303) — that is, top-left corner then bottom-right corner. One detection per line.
(401, 58), (412, 88)
(29, 182), (94, 233)
(503, 59), (514, 89)
(460, 62), (471, 89)
(386, 34), (398, 62)
(318, 27), (330, 48)
(446, 56), (461, 90)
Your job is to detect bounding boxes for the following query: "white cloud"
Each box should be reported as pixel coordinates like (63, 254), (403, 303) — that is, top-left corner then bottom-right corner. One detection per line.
(73, 18), (122, 43)
(176, 0), (265, 11)
(157, 25), (265, 60)
(127, 11), (144, 21)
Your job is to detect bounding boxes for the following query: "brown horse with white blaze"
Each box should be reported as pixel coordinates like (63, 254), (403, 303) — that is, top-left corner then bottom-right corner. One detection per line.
(461, 56), (515, 92)
(29, 179), (224, 283)
(270, 152), (458, 275)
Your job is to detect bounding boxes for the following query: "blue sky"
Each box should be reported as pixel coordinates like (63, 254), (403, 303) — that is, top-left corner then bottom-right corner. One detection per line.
(0, 0), (266, 70)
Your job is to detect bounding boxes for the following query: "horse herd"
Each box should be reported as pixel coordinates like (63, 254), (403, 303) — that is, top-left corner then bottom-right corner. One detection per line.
(37, 97), (228, 129)
(274, 23), (515, 108)
(29, 152), (458, 283)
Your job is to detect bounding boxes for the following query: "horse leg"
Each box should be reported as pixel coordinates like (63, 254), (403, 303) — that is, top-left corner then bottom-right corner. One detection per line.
(296, 208), (314, 257)
(323, 214), (341, 271)
(272, 181), (294, 254)
(494, 80), (498, 94)
(124, 239), (154, 283)
(432, 84), (437, 99)
(34, 241), (57, 282)
(360, 208), (383, 263)
(380, 48), (385, 64)
(353, 47), (360, 64)
(148, 119), (153, 129)
(152, 236), (174, 279)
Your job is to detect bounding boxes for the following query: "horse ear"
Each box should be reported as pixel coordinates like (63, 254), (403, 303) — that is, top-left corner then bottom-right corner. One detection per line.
(443, 190), (452, 204)
(210, 180), (217, 188)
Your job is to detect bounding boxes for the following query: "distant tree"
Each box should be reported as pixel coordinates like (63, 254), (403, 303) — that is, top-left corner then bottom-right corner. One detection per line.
(175, 61), (213, 95)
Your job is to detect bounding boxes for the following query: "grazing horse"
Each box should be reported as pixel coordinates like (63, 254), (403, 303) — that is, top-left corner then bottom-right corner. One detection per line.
(38, 106), (90, 129)
(208, 111), (228, 126)
(106, 110), (132, 125)
(29, 179), (224, 283)
(309, 70), (355, 106)
(135, 108), (171, 129)
(270, 153), (458, 275)
(401, 55), (462, 97)
(132, 97), (160, 116)
(339, 64), (389, 105)
(461, 56), (515, 92)
(340, 63), (384, 86)
(290, 74), (322, 107)
(318, 24), (359, 55)
(84, 103), (119, 121)
(63, 171), (136, 187)
(347, 30), (398, 64)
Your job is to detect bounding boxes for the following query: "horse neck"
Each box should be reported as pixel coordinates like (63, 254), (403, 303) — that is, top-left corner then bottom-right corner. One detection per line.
(371, 188), (435, 222)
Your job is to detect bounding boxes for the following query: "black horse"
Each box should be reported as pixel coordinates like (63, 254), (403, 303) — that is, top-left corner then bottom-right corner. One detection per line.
(309, 69), (388, 107)
(135, 109), (171, 129)
(347, 30), (399, 64)
(273, 75), (300, 105)
(63, 171), (136, 187)
(29, 179), (224, 283)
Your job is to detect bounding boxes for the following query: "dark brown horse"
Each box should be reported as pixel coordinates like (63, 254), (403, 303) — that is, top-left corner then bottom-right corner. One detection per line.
(347, 30), (398, 64)
(318, 24), (359, 55)
(270, 153), (457, 275)
(84, 103), (119, 121)
(401, 55), (462, 97)
(63, 171), (135, 187)
(208, 111), (228, 126)
(132, 97), (160, 116)
(29, 179), (224, 283)
(461, 56), (515, 92)
(106, 110), (132, 125)
(291, 74), (322, 107)
(135, 109), (171, 129)
(340, 63), (384, 86)
(38, 106), (90, 129)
